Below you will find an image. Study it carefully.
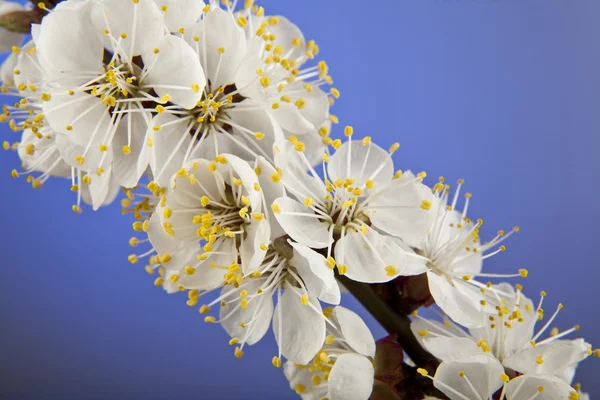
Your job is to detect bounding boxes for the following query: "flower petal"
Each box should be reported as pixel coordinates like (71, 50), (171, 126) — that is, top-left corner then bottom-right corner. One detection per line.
(142, 34), (206, 110)
(156, 0), (205, 32)
(332, 306), (376, 358)
(240, 219), (270, 275)
(328, 140), (393, 189)
(273, 197), (331, 249)
(92, 0), (165, 56)
(427, 272), (487, 328)
(36, 0), (103, 82)
(327, 353), (375, 400)
(44, 92), (112, 148)
(255, 156), (286, 240)
(220, 277), (274, 345)
(367, 173), (436, 247)
(188, 7), (247, 88)
(433, 355), (504, 400)
(335, 227), (423, 284)
(273, 283), (326, 364)
(503, 339), (590, 383)
(111, 113), (149, 188)
(226, 100), (285, 163)
(505, 374), (577, 400)
(290, 241), (339, 305)
(146, 113), (191, 187)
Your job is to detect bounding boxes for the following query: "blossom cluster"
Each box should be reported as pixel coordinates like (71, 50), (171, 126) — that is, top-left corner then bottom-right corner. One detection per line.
(0, 0), (596, 399)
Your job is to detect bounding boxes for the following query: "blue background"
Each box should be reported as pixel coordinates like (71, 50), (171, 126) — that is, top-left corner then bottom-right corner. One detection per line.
(1, 0), (599, 398)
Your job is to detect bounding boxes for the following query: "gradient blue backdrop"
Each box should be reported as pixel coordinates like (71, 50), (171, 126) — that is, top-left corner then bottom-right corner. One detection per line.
(1, 0), (598, 398)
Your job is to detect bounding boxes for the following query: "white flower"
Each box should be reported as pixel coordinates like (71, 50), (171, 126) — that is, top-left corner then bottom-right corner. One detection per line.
(412, 285), (592, 384)
(142, 1), (335, 187)
(406, 180), (525, 328)
(36, 0), (205, 190)
(417, 355), (580, 400)
(2, 39), (119, 210)
(0, 1), (27, 53)
(128, 154), (346, 364)
(284, 306), (376, 400)
(272, 133), (434, 283)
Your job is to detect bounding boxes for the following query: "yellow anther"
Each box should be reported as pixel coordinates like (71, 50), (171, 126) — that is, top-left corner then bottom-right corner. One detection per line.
(154, 277), (165, 286)
(300, 294), (309, 306)
(252, 213), (264, 221)
(254, 131), (265, 140)
(271, 204), (281, 214)
(272, 356), (282, 368)
(385, 265), (397, 277)
(234, 347), (244, 359)
(418, 330), (429, 337)
(337, 264), (348, 275)
(519, 269), (529, 278)
(420, 200), (432, 211)
(389, 142), (400, 153)
(204, 316), (216, 323)
(417, 368), (428, 377)
(344, 126), (353, 137)
(536, 354), (544, 365)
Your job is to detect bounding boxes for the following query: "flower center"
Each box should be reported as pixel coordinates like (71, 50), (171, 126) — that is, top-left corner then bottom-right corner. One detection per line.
(188, 82), (246, 136)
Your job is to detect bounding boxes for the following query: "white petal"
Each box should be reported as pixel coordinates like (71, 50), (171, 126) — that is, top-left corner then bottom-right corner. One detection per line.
(44, 92), (112, 148)
(0, 50), (18, 85)
(227, 100), (285, 163)
(111, 113), (149, 188)
(273, 197), (331, 249)
(433, 355), (504, 400)
(92, 0), (165, 56)
(327, 354), (374, 400)
(156, 0), (205, 32)
(146, 113), (191, 187)
(18, 130), (70, 178)
(221, 153), (261, 209)
(273, 283), (326, 364)
(335, 227), (422, 284)
(179, 240), (237, 291)
(36, 0), (103, 82)
(273, 140), (328, 200)
(14, 41), (43, 90)
(327, 140), (393, 189)
(169, 159), (220, 207)
(284, 361), (327, 400)
(147, 212), (185, 255)
(332, 306), (376, 358)
(506, 374), (577, 400)
(427, 272), (487, 328)
(503, 339), (590, 382)
(265, 16), (305, 63)
(290, 241), (340, 305)
(255, 156), (286, 240)
(87, 166), (113, 210)
(189, 7), (247, 88)
(367, 174), (436, 247)
(143, 34), (205, 109)
(240, 219), (270, 274)
(220, 278), (274, 345)
(422, 337), (481, 363)
(270, 101), (314, 134)
(54, 133), (113, 172)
